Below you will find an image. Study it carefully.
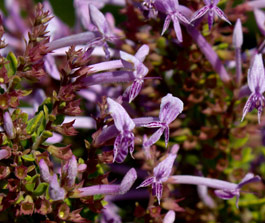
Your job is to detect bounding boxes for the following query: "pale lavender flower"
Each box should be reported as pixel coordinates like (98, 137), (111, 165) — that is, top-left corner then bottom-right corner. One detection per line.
(137, 145), (179, 204)
(121, 44), (149, 103)
(197, 185), (216, 208)
(62, 155), (78, 187)
(233, 18), (243, 85)
(163, 210), (175, 223)
(0, 148), (10, 161)
(39, 159), (52, 183)
(154, 0), (190, 42)
(49, 174), (66, 201)
(100, 201), (121, 223)
(89, 5), (117, 59)
(107, 98), (135, 163)
(241, 54), (265, 123)
(72, 168), (137, 198)
(143, 134), (152, 160)
(254, 8), (265, 36)
(3, 111), (15, 139)
(169, 173), (261, 208)
(190, 0), (231, 30)
(143, 94), (183, 147)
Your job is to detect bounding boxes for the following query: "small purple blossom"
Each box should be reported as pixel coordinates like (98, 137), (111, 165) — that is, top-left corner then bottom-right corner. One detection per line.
(89, 4), (117, 59)
(49, 174), (66, 201)
(120, 44), (149, 103)
(72, 168), (137, 198)
(39, 159), (51, 183)
(241, 54), (265, 123)
(214, 173), (261, 208)
(154, 0), (190, 42)
(169, 173), (261, 208)
(62, 155), (78, 187)
(137, 145), (179, 204)
(190, 0), (231, 30)
(107, 98), (135, 163)
(3, 111), (15, 139)
(143, 94), (183, 147)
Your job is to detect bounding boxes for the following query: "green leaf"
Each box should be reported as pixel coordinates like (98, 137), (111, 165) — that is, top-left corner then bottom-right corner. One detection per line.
(230, 134), (249, 149)
(26, 111), (44, 134)
(22, 154), (35, 162)
(33, 183), (48, 196)
(6, 52), (17, 77)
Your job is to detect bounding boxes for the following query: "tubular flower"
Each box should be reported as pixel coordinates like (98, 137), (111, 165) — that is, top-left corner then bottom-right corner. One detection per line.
(242, 54), (265, 123)
(121, 44), (149, 103)
(190, 0), (231, 30)
(143, 94), (183, 147)
(154, 0), (190, 42)
(137, 145), (179, 204)
(89, 4), (117, 59)
(49, 174), (66, 201)
(169, 173), (261, 208)
(107, 98), (135, 163)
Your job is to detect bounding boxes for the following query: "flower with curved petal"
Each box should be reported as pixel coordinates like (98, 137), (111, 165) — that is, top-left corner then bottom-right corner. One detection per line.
(191, 0), (231, 30)
(242, 54), (265, 123)
(107, 98), (135, 163)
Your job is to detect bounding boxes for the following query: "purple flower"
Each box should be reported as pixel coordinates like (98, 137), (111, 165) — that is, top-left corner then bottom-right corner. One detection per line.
(190, 0), (231, 30)
(89, 4), (117, 59)
(242, 54), (265, 123)
(39, 159), (51, 183)
(62, 155), (78, 187)
(142, 0), (158, 18)
(120, 45), (149, 103)
(107, 98), (135, 163)
(3, 111), (15, 139)
(154, 0), (190, 42)
(49, 174), (66, 201)
(214, 173), (261, 208)
(169, 173), (261, 208)
(137, 145), (179, 204)
(72, 168), (137, 198)
(143, 94), (183, 147)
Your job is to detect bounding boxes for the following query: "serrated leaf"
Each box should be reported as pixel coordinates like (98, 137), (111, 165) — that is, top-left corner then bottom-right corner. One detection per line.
(22, 154), (35, 162)
(26, 111), (44, 134)
(33, 183), (48, 196)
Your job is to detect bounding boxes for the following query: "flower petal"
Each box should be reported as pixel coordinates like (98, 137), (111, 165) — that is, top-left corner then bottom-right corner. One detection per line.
(214, 7), (231, 25)
(119, 168), (137, 194)
(89, 4), (110, 34)
(161, 15), (171, 35)
(135, 44), (149, 62)
(159, 93), (184, 124)
(238, 173), (261, 189)
(136, 177), (154, 189)
(107, 98), (135, 132)
(190, 6), (209, 23)
(143, 127), (165, 147)
(232, 19), (243, 48)
(248, 54), (265, 93)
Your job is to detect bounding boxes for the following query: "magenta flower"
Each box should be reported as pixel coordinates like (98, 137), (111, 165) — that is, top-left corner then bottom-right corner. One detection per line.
(154, 0), (190, 42)
(137, 145), (179, 204)
(143, 94), (183, 147)
(107, 98), (135, 163)
(190, 0), (231, 30)
(120, 44), (149, 103)
(242, 54), (265, 123)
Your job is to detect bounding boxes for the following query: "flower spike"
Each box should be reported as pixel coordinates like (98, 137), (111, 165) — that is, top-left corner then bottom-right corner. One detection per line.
(190, 0), (231, 30)
(143, 94), (183, 147)
(137, 145), (179, 204)
(241, 54), (265, 123)
(107, 98), (135, 163)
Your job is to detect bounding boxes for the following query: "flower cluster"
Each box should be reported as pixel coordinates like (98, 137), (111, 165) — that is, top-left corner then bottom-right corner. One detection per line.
(0, 0), (264, 222)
